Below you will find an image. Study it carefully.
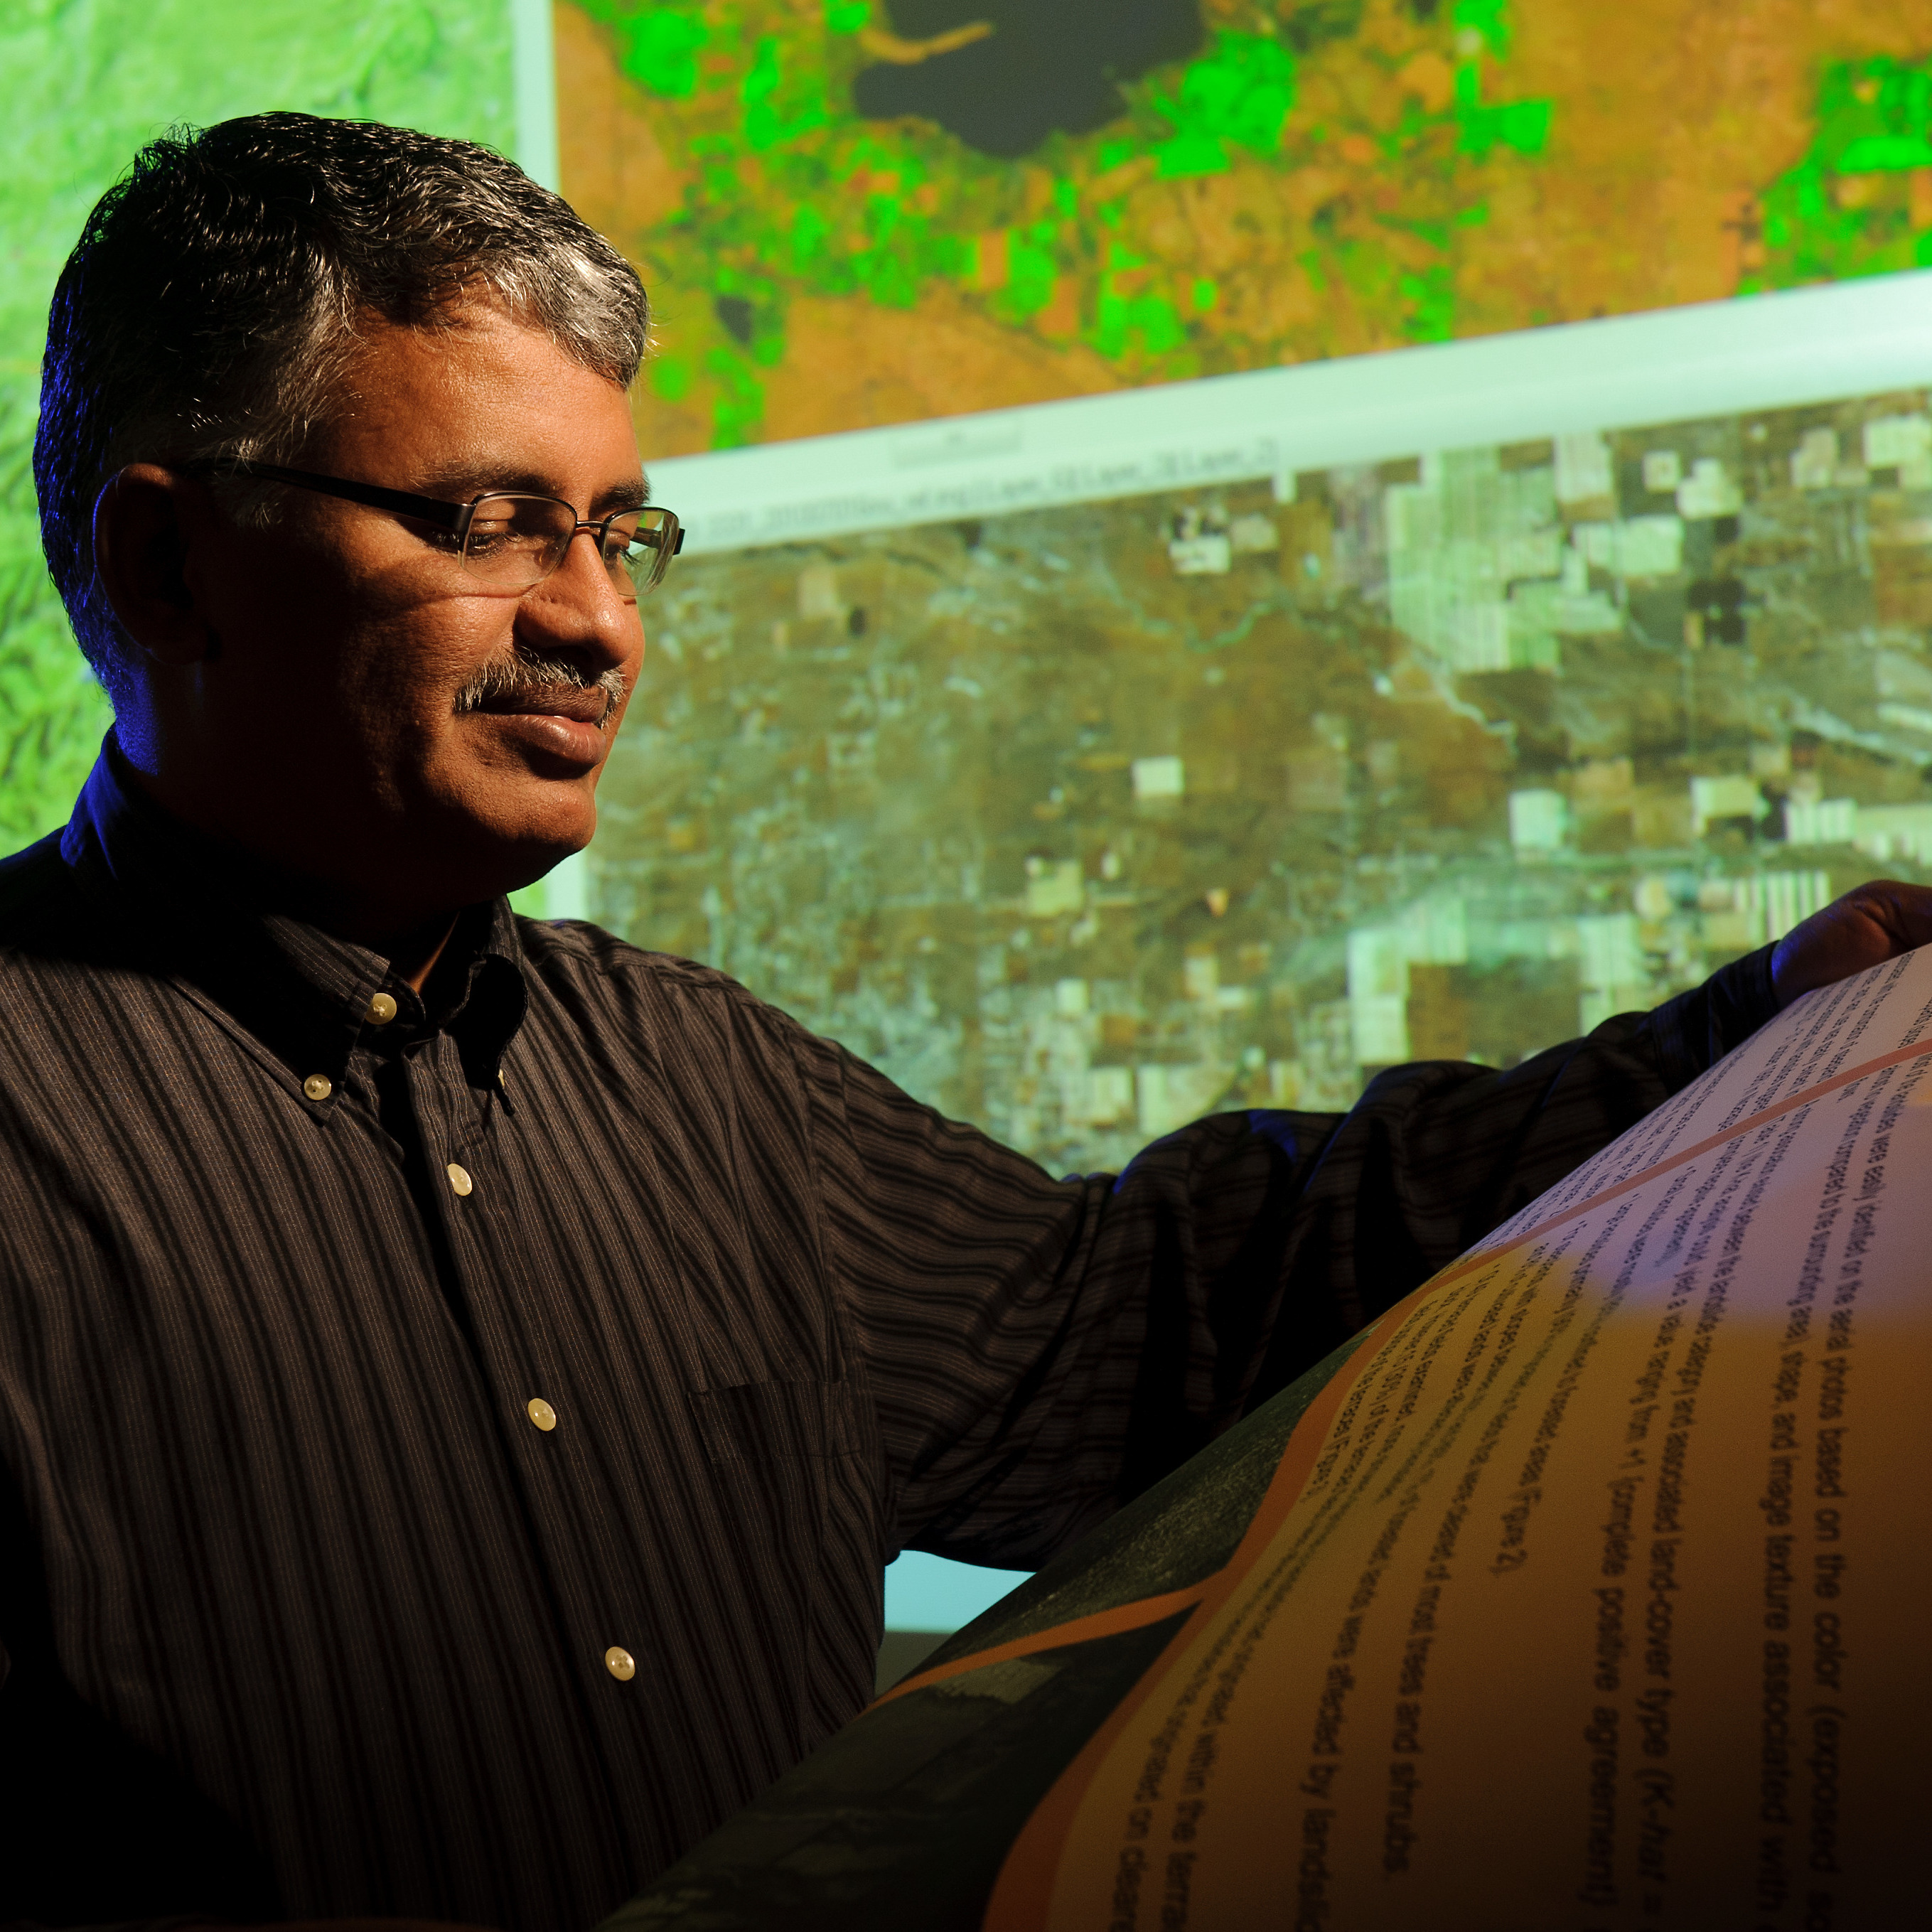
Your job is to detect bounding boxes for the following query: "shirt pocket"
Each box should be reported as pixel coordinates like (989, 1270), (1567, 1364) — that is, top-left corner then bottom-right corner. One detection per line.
(692, 1377), (862, 1469)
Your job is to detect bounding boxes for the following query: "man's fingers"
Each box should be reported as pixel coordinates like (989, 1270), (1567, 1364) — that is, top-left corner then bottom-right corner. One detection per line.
(1770, 880), (1932, 1009)
(1872, 879), (1932, 950)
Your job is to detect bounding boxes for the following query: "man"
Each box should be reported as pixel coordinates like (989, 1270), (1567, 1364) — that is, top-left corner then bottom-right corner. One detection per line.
(3, 113), (1925, 1932)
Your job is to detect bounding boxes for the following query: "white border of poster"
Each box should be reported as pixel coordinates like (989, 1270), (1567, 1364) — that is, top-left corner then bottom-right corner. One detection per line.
(646, 271), (1932, 554)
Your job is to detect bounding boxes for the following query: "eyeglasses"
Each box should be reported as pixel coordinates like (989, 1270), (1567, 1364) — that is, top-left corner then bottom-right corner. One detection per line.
(219, 461), (684, 599)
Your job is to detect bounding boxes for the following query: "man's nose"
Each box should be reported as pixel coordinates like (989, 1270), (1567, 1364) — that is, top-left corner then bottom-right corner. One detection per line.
(515, 525), (640, 667)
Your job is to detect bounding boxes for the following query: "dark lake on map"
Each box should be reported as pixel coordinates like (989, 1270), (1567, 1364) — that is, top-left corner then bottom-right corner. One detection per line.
(853, 0), (1203, 159)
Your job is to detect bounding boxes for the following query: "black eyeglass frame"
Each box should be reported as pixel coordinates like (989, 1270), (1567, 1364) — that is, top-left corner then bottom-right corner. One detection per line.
(213, 461), (685, 594)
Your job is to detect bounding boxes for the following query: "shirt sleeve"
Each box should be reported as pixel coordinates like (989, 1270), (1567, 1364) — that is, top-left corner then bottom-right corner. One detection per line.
(790, 945), (1779, 1572)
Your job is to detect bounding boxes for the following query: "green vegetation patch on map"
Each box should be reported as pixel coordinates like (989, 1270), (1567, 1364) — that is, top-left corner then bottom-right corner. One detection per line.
(1751, 52), (1932, 289)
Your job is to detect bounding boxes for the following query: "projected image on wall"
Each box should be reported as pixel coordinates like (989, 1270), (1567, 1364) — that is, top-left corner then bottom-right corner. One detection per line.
(551, 2), (1932, 1169)
(557, 0), (1928, 456)
(600, 386), (1932, 1171)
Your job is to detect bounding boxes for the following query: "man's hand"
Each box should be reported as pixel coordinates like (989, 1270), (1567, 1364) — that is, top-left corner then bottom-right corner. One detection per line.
(1770, 879), (1932, 1009)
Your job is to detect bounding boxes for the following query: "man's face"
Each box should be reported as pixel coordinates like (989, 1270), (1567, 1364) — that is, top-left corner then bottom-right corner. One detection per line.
(151, 297), (648, 919)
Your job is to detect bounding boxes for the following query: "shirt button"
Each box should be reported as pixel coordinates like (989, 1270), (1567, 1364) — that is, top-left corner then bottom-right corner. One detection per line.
(365, 992), (399, 1026)
(605, 1646), (636, 1681)
(446, 1162), (473, 1197)
(302, 1074), (333, 1102)
(527, 1397), (557, 1432)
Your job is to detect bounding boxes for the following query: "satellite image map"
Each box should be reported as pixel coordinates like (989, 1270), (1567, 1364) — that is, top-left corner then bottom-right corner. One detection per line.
(552, 0), (1932, 1156)
(600, 387), (1932, 1167)
(557, 0), (1932, 451)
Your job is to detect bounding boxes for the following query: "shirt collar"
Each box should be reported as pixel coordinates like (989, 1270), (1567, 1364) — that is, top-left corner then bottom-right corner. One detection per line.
(60, 736), (530, 1101)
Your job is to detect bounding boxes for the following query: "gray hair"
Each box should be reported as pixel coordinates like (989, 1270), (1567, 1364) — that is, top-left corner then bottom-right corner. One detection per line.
(35, 112), (649, 704)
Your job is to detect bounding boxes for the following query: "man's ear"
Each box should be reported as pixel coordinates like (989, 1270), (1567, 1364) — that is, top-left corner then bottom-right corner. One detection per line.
(92, 466), (218, 667)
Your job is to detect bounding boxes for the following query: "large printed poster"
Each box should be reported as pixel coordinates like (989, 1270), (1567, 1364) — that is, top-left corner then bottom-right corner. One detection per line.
(607, 943), (1932, 1929)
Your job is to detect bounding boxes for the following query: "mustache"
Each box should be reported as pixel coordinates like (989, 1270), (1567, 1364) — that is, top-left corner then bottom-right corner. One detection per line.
(451, 653), (630, 731)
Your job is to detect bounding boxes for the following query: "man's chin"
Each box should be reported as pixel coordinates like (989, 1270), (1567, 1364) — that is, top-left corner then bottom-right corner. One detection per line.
(490, 813), (597, 899)
(406, 783), (597, 907)
(501, 837), (591, 901)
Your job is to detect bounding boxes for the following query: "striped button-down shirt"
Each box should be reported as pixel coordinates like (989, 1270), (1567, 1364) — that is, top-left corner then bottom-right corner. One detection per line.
(0, 748), (1775, 1930)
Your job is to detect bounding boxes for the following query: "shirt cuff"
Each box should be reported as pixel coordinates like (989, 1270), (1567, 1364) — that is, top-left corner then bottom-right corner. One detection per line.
(1645, 942), (1779, 1095)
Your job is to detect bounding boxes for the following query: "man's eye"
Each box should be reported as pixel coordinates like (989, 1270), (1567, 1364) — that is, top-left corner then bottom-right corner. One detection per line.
(466, 518), (549, 559)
